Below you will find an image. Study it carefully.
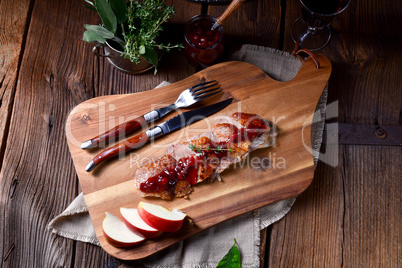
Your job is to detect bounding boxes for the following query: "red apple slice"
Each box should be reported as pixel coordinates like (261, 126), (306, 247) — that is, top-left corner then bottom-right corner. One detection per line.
(102, 212), (146, 248)
(120, 207), (163, 238)
(137, 201), (187, 232)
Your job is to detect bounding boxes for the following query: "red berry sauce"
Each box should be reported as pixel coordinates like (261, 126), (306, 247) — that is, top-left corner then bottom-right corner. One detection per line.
(187, 20), (220, 49)
(139, 116), (269, 196)
(184, 15), (224, 67)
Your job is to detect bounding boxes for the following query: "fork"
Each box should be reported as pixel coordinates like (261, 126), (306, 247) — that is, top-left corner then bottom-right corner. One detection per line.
(80, 80), (221, 149)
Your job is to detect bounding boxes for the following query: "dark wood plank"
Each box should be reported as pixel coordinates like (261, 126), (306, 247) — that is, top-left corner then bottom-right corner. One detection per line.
(0, 0), (36, 265)
(269, 152), (345, 266)
(268, 0), (401, 266)
(0, 0), (32, 166)
(342, 146), (401, 266)
(208, 0), (283, 55)
(260, 229), (268, 268)
(0, 0), (102, 266)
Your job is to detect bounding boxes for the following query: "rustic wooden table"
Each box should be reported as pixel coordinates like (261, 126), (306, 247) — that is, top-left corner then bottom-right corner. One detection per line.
(0, 0), (400, 267)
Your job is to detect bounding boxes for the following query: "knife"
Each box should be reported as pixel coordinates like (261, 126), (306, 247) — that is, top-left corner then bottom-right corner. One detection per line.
(85, 98), (233, 172)
(80, 80), (220, 150)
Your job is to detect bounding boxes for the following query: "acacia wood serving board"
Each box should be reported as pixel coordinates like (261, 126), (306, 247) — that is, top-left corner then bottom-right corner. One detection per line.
(65, 55), (331, 260)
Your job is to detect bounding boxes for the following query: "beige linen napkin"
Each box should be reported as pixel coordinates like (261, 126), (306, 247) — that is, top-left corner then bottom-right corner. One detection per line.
(48, 45), (328, 267)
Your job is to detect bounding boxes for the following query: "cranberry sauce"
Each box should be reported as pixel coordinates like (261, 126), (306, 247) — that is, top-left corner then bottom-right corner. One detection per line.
(187, 18), (221, 49)
(184, 15), (224, 67)
(139, 116), (269, 196)
(140, 166), (176, 194)
(139, 146), (228, 195)
(230, 117), (269, 142)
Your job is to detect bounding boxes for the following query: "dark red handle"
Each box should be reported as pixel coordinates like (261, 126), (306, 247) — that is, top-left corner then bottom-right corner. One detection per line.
(89, 116), (147, 148)
(92, 132), (150, 166)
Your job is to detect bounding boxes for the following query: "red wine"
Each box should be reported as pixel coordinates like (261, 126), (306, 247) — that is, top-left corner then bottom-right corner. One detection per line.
(301, 0), (348, 29)
(302, 0), (345, 15)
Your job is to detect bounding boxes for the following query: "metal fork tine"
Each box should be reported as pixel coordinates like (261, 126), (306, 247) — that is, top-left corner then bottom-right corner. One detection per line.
(195, 90), (222, 102)
(191, 83), (220, 94)
(194, 90), (222, 102)
(188, 80), (218, 92)
(194, 86), (222, 98)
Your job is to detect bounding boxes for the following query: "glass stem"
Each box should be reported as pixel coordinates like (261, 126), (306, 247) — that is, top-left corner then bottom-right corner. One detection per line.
(300, 27), (316, 43)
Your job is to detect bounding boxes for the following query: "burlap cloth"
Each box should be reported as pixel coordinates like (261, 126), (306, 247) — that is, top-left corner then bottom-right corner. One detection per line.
(48, 45), (328, 267)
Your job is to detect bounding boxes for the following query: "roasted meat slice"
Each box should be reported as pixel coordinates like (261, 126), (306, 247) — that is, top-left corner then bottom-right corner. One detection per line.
(135, 154), (193, 200)
(134, 112), (277, 200)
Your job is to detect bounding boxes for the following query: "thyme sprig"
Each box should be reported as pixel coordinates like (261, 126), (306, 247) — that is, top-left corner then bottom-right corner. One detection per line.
(83, 0), (183, 73)
(123, 0), (183, 68)
(189, 144), (233, 153)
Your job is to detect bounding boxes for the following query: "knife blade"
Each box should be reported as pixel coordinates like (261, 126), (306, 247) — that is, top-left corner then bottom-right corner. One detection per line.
(85, 98), (233, 172)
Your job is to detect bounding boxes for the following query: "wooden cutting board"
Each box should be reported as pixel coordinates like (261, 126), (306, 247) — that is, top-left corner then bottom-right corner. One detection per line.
(66, 55), (331, 260)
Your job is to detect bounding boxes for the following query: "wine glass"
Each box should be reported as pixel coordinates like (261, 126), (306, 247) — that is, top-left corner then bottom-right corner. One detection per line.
(291, 0), (351, 51)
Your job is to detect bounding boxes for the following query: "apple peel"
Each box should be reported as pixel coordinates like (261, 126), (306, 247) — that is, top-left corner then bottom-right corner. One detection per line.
(120, 207), (163, 238)
(102, 212), (146, 248)
(137, 201), (187, 232)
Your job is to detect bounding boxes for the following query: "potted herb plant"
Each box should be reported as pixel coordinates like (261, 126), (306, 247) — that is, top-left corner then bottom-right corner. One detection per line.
(83, 0), (182, 74)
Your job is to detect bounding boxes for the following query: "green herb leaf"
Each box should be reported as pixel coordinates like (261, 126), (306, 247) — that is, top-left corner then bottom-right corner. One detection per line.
(85, 0), (182, 75)
(141, 46), (158, 72)
(94, 0), (117, 33)
(216, 239), (241, 268)
(83, 30), (106, 43)
(84, 0), (94, 6)
(139, 45), (146, 55)
(84, 24), (114, 39)
(84, 5), (97, 12)
(189, 144), (196, 151)
(122, 0), (182, 74)
(109, 0), (127, 23)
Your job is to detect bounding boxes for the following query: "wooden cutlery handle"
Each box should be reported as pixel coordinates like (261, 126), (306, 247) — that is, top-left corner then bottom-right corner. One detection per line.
(88, 116), (147, 148)
(216, 0), (247, 26)
(92, 132), (150, 166)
